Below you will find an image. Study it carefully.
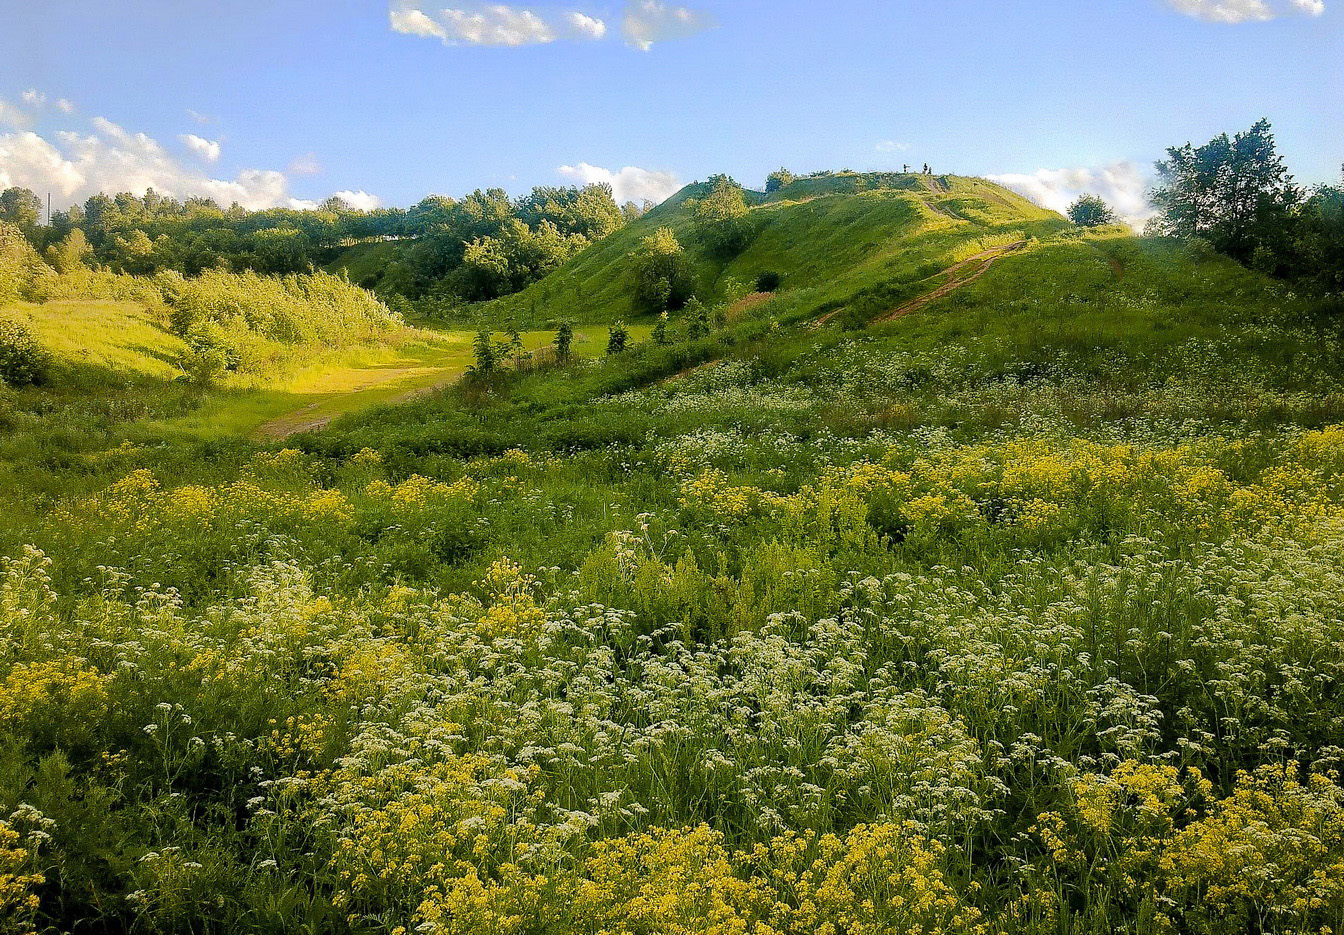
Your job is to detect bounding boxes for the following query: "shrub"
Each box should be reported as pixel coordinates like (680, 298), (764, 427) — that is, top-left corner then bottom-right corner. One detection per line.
(632, 228), (694, 313)
(689, 175), (753, 258)
(0, 318), (50, 387)
(1067, 194), (1117, 227)
(765, 168), (796, 193)
(756, 270), (782, 292)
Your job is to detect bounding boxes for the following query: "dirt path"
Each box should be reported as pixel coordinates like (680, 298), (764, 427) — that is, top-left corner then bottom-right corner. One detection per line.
(811, 240), (1028, 330)
(871, 241), (1027, 324)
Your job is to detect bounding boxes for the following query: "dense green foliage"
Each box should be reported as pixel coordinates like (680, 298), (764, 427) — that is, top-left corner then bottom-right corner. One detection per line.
(1066, 194), (1116, 227)
(0, 318), (49, 388)
(164, 268), (401, 379)
(632, 227), (696, 313)
(7, 166), (1344, 934)
(1149, 120), (1343, 289)
(688, 175), (754, 258)
(1, 183), (637, 310)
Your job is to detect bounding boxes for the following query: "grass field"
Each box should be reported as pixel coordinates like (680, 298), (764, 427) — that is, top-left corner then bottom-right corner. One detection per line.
(5, 178), (1344, 935)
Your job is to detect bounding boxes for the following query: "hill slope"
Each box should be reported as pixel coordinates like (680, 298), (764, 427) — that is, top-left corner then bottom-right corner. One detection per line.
(484, 173), (1070, 325)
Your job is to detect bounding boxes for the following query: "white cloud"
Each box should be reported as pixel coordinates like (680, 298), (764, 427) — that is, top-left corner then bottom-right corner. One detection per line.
(331, 190), (383, 211)
(567, 11), (608, 38)
(390, 1), (711, 49)
(1167, 0), (1325, 21)
(180, 134), (222, 163)
(390, 2), (612, 46)
(21, 90), (46, 108)
(875, 140), (911, 153)
(56, 99), (76, 115)
(989, 162), (1155, 231)
(288, 152), (323, 176)
(557, 162), (682, 204)
(622, 0), (714, 50)
(186, 109), (216, 125)
(0, 114), (377, 213)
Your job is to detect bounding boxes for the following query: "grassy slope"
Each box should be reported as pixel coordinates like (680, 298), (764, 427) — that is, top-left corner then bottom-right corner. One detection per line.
(2, 299), (188, 383)
(484, 174), (1069, 326)
(327, 241), (405, 290)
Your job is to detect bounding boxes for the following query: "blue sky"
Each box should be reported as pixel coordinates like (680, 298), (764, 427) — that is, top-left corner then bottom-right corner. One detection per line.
(1, 0), (1340, 221)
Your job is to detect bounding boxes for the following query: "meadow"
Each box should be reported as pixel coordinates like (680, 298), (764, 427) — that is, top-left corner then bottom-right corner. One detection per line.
(2, 177), (1344, 935)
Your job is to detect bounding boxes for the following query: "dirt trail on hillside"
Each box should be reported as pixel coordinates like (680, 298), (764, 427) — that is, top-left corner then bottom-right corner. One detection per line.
(811, 240), (1028, 330)
(871, 241), (1027, 324)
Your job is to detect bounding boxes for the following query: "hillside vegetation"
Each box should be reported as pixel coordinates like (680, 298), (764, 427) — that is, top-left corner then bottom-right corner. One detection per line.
(4, 161), (1344, 934)
(485, 173), (1068, 324)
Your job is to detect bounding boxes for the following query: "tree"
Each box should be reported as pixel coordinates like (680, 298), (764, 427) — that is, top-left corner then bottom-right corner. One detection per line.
(633, 228), (694, 313)
(1292, 173), (1344, 292)
(689, 175), (752, 258)
(44, 229), (93, 274)
(0, 188), (42, 238)
(470, 329), (497, 377)
(1, 222), (48, 303)
(607, 322), (630, 356)
(1068, 195), (1117, 228)
(765, 169), (795, 193)
(554, 321), (574, 362)
(652, 311), (669, 345)
(1149, 119), (1299, 265)
(686, 297), (711, 339)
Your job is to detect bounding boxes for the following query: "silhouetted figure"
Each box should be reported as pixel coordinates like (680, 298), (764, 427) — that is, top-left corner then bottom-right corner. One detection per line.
(903, 164), (909, 174)
(923, 163), (930, 175)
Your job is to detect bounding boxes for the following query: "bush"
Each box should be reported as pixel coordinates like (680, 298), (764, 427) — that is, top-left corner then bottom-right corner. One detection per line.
(756, 271), (782, 292)
(607, 322), (630, 356)
(0, 318), (50, 387)
(1067, 194), (1117, 227)
(632, 228), (695, 313)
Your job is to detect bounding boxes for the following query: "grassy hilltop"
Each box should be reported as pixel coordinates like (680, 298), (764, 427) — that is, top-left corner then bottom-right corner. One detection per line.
(5, 171), (1344, 934)
(484, 172), (1069, 325)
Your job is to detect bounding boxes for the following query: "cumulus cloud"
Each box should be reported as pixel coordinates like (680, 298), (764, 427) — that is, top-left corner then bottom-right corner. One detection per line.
(56, 99), (76, 115)
(567, 11), (607, 38)
(557, 162), (682, 204)
(186, 109), (216, 125)
(875, 140), (911, 153)
(622, 0), (714, 50)
(1167, 0), (1325, 21)
(989, 162), (1155, 231)
(180, 134), (222, 163)
(390, 0), (710, 49)
(390, 1), (613, 46)
(0, 110), (376, 212)
(21, 90), (46, 108)
(331, 190), (383, 211)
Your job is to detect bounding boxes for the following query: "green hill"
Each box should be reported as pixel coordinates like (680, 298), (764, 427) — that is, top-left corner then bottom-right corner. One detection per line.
(484, 173), (1069, 325)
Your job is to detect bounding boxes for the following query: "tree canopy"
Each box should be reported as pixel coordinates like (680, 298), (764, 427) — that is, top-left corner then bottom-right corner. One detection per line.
(1149, 119), (1298, 266)
(1067, 195), (1117, 228)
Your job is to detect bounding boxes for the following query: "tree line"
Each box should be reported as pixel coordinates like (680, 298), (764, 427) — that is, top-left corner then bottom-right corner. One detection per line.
(0, 183), (652, 304)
